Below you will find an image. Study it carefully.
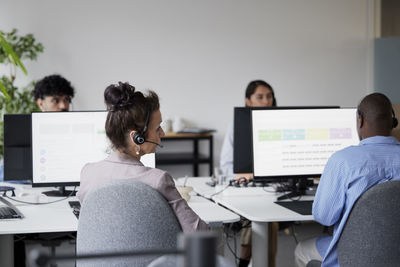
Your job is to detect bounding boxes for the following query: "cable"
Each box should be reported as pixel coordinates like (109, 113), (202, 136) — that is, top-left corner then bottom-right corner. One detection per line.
(4, 187), (77, 205)
(262, 184), (279, 193)
(289, 194), (303, 201)
(241, 220), (251, 229)
(291, 223), (299, 244)
(14, 234), (27, 242)
(223, 224), (240, 265)
(209, 184), (230, 197)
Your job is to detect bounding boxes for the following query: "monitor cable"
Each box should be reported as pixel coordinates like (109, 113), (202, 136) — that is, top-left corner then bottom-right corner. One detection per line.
(209, 184), (230, 197)
(3, 186), (77, 205)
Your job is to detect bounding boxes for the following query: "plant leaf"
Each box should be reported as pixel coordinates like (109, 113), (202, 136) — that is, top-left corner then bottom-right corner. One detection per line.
(0, 33), (28, 75)
(0, 81), (10, 101)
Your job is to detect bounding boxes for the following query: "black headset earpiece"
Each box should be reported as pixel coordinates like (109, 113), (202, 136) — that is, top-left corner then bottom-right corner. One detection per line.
(133, 112), (150, 145)
(392, 109), (398, 129)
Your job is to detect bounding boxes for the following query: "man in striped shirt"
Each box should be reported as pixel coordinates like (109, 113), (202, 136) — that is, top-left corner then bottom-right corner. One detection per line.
(295, 92), (400, 267)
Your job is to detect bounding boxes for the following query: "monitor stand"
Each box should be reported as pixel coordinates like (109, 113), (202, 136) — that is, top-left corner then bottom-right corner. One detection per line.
(42, 186), (77, 197)
(0, 186), (16, 196)
(277, 178), (311, 201)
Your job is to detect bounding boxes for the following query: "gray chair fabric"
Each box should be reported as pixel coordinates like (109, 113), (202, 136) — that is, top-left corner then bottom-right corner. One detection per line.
(337, 180), (400, 267)
(77, 179), (182, 267)
(306, 259), (322, 267)
(147, 254), (235, 267)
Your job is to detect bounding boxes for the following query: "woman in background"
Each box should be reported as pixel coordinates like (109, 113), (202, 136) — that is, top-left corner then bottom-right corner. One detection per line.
(219, 80), (277, 267)
(78, 82), (208, 232)
(220, 80), (277, 178)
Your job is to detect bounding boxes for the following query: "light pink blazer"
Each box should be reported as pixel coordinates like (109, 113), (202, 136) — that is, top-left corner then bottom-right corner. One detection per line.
(77, 151), (209, 232)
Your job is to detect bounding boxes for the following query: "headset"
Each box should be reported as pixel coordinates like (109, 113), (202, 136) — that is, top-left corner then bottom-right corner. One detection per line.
(132, 111), (163, 147)
(132, 112), (150, 145)
(392, 109), (398, 129)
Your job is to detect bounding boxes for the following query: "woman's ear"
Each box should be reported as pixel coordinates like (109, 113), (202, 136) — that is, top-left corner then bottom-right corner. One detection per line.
(129, 130), (137, 144)
(245, 98), (251, 107)
(128, 130), (142, 155)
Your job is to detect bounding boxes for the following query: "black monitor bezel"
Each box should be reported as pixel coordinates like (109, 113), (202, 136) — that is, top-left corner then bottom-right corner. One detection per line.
(250, 106), (352, 182)
(31, 110), (107, 188)
(3, 114), (33, 181)
(233, 107), (254, 173)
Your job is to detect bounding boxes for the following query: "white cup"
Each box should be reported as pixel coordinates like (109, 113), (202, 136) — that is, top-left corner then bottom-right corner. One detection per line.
(176, 186), (193, 202)
(172, 117), (184, 132)
(162, 119), (173, 133)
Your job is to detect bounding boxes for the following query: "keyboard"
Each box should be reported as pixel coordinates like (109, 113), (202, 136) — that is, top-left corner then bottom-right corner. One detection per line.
(0, 196), (23, 219)
(69, 201), (81, 219)
(0, 206), (22, 219)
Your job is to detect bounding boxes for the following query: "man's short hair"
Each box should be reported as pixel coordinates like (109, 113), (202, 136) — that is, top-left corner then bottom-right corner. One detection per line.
(33, 74), (75, 100)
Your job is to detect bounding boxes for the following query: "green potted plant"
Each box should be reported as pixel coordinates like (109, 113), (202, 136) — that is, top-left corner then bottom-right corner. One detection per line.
(0, 29), (44, 177)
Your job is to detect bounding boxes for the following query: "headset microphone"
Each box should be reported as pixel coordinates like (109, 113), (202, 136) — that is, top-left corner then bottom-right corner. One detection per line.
(132, 111), (164, 148)
(145, 140), (164, 148)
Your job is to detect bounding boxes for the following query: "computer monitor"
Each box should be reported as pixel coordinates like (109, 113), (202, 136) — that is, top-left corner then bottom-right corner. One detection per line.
(251, 108), (359, 185)
(3, 114), (32, 182)
(233, 106), (339, 174)
(31, 111), (156, 196)
(233, 107), (253, 174)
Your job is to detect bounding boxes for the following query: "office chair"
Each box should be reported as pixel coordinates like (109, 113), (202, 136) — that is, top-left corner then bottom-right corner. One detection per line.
(76, 179), (182, 267)
(147, 254), (234, 267)
(337, 180), (400, 267)
(306, 260), (322, 267)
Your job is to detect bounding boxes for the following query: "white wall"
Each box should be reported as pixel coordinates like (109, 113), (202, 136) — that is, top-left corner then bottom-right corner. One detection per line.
(0, 0), (374, 175)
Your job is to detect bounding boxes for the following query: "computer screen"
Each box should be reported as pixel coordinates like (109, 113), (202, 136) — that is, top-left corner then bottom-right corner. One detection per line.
(233, 106), (339, 174)
(3, 114), (32, 181)
(252, 108), (359, 181)
(31, 111), (155, 188)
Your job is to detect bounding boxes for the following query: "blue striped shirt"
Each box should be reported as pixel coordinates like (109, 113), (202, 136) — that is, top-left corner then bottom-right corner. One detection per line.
(313, 136), (400, 266)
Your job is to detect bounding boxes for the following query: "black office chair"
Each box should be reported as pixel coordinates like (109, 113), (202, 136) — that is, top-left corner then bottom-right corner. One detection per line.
(337, 180), (400, 267)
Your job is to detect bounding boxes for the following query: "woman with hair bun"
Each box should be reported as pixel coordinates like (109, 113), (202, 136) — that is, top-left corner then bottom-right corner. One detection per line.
(77, 82), (208, 232)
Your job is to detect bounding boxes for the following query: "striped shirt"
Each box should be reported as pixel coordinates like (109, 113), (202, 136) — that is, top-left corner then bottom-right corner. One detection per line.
(313, 136), (400, 266)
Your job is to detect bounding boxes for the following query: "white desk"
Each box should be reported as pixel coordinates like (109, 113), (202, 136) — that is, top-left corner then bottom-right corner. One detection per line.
(188, 195), (239, 226)
(179, 177), (314, 267)
(0, 183), (79, 267)
(0, 182), (239, 267)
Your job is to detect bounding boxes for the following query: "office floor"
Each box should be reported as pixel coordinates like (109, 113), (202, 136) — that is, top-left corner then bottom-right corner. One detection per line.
(25, 240), (76, 267)
(222, 221), (324, 267)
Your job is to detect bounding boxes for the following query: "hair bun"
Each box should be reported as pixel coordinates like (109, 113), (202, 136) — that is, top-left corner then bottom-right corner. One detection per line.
(104, 82), (136, 111)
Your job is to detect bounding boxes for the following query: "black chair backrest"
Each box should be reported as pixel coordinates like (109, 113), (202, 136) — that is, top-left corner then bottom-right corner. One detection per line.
(337, 180), (400, 267)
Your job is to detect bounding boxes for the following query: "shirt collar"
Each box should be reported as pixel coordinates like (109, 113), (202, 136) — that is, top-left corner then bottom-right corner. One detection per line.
(106, 150), (144, 166)
(359, 135), (400, 146)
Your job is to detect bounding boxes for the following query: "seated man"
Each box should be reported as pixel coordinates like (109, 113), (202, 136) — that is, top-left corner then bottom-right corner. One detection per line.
(0, 74), (75, 182)
(32, 74), (75, 111)
(294, 92), (400, 267)
(11, 74), (75, 267)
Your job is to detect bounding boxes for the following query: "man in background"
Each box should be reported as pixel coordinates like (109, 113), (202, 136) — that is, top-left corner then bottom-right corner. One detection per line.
(32, 74), (75, 111)
(0, 74), (75, 182)
(12, 74), (75, 266)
